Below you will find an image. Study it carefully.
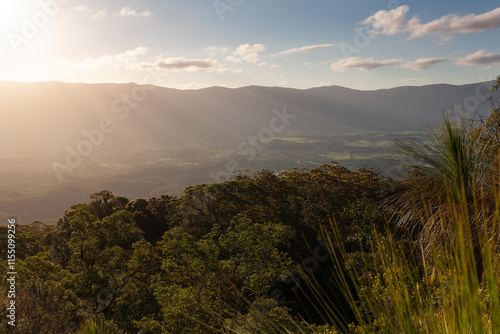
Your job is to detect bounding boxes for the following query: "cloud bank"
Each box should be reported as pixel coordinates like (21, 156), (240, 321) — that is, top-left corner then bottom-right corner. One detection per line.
(137, 58), (219, 72)
(330, 57), (403, 72)
(330, 56), (447, 72)
(274, 44), (337, 56)
(119, 7), (153, 17)
(363, 6), (500, 42)
(226, 44), (266, 64)
(64, 47), (150, 73)
(456, 50), (500, 67)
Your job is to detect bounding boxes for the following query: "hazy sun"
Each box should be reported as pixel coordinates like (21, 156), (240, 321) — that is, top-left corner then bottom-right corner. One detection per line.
(0, 1), (26, 31)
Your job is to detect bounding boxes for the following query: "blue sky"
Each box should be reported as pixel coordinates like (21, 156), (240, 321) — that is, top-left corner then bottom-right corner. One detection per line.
(0, 0), (499, 89)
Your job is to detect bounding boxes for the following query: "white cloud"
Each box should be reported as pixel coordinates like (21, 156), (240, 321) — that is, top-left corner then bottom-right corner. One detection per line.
(329, 56), (446, 72)
(91, 8), (108, 20)
(205, 46), (230, 56)
(362, 6), (411, 36)
(225, 56), (241, 63)
(88, 7), (153, 19)
(273, 44), (337, 56)
(399, 57), (447, 70)
(65, 50), (236, 73)
(329, 57), (403, 72)
(135, 57), (219, 72)
(116, 48), (150, 63)
(363, 6), (500, 42)
(230, 44), (266, 64)
(119, 7), (153, 17)
(455, 50), (500, 67)
(64, 47), (149, 74)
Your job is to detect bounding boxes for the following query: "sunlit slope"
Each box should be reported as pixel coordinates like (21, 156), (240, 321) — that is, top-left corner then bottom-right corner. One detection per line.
(0, 81), (491, 158)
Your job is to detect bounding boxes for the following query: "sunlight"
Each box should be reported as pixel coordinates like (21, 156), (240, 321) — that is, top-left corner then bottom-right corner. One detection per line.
(0, 1), (25, 31)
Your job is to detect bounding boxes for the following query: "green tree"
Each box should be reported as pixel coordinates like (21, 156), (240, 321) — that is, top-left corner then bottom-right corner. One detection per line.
(88, 190), (129, 219)
(0, 253), (77, 334)
(153, 215), (295, 333)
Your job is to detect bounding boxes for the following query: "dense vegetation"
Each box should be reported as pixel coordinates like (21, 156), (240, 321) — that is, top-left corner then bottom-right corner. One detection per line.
(0, 165), (394, 333)
(1, 78), (500, 333)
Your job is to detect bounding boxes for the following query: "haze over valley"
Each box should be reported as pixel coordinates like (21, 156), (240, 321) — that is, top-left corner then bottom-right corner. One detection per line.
(0, 80), (494, 223)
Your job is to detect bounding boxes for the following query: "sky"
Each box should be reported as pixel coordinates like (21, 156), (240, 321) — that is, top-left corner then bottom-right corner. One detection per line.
(0, 0), (499, 90)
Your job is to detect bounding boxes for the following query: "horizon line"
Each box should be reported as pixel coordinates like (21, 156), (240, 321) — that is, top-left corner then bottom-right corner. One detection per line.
(0, 79), (495, 92)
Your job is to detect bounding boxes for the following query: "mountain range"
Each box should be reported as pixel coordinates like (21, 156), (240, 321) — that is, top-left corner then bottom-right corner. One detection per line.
(0, 80), (495, 223)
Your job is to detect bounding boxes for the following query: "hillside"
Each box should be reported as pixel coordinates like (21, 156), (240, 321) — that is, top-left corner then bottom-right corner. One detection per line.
(0, 81), (494, 223)
(0, 81), (492, 154)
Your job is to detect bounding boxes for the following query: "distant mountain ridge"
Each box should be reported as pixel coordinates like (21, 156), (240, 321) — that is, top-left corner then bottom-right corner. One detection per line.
(0, 80), (494, 158)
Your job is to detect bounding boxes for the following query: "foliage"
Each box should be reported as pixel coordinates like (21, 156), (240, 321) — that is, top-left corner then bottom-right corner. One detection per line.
(2, 163), (390, 333)
(75, 317), (117, 334)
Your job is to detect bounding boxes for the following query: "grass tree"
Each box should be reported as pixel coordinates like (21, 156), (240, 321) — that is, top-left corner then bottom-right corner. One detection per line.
(394, 110), (495, 281)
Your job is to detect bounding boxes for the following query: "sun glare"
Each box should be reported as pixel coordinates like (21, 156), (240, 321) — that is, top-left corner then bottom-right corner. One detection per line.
(0, 1), (26, 31)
